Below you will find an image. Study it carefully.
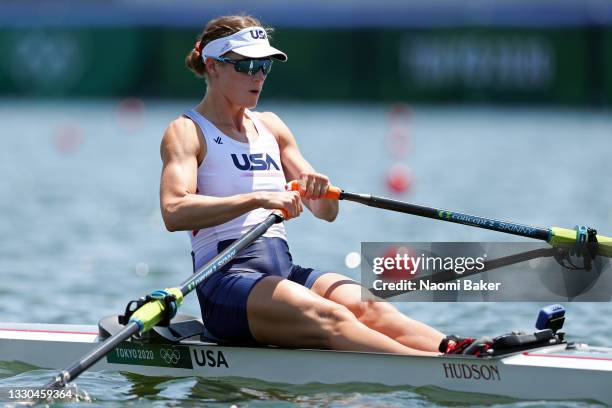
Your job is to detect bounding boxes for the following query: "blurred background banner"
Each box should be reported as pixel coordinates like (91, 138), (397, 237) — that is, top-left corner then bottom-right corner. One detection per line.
(1, 0), (611, 105)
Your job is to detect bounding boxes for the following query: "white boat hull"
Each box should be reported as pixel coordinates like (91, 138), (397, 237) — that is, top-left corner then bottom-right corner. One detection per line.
(1, 322), (612, 404)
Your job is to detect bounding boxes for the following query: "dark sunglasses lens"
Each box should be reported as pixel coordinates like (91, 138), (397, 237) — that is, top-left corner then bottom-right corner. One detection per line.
(260, 60), (273, 74)
(236, 59), (273, 75)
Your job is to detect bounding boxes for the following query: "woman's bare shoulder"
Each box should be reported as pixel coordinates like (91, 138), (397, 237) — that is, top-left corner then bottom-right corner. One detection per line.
(161, 115), (205, 161)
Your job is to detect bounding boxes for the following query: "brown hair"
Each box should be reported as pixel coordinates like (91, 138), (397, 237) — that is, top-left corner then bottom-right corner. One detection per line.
(185, 14), (272, 78)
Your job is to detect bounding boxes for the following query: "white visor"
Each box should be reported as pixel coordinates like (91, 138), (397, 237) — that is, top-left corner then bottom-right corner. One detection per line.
(202, 26), (287, 62)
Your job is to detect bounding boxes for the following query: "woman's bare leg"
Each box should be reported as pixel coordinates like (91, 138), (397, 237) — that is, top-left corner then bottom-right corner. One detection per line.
(247, 276), (439, 356)
(310, 273), (445, 352)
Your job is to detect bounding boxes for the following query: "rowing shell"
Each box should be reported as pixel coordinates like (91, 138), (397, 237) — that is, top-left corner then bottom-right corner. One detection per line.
(1, 322), (611, 404)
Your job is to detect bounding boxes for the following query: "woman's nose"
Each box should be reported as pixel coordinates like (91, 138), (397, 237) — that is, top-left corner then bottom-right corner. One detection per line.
(252, 68), (266, 80)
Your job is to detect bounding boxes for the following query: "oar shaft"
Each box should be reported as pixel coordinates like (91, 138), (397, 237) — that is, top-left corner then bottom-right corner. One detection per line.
(129, 213), (284, 333)
(179, 212), (283, 294)
(287, 180), (551, 241)
(43, 322), (139, 390)
(340, 191), (551, 241)
(43, 212), (284, 392)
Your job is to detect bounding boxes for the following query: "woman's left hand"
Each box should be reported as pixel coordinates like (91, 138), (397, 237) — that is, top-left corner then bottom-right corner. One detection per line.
(297, 171), (330, 200)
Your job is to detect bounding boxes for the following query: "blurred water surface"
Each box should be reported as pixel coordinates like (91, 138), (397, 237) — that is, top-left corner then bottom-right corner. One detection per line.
(1, 99), (611, 406)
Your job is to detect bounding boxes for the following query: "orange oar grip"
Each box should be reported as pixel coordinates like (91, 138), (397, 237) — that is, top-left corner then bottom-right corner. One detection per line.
(325, 185), (342, 200)
(286, 180), (342, 200)
(274, 209), (289, 219)
(286, 180), (300, 193)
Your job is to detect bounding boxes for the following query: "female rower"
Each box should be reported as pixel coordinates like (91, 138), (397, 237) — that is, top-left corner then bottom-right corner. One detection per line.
(159, 14), (450, 356)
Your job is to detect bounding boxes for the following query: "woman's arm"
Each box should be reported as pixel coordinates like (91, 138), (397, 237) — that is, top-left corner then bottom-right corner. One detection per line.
(159, 116), (302, 232)
(258, 112), (339, 222)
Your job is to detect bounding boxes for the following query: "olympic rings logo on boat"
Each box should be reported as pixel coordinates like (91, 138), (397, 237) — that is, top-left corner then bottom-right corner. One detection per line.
(160, 348), (181, 365)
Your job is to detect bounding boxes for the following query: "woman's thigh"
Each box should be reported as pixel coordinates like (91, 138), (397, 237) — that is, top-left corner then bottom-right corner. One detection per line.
(246, 275), (355, 348)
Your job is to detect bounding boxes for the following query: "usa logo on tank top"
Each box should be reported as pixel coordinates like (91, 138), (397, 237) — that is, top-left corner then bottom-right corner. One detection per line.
(230, 153), (280, 171)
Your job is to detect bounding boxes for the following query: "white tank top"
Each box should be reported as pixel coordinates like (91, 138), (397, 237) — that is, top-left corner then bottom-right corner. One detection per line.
(184, 108), (288, 266)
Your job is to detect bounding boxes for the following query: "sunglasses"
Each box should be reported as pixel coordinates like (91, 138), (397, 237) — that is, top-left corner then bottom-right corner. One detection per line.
(210, 56), (273, 76)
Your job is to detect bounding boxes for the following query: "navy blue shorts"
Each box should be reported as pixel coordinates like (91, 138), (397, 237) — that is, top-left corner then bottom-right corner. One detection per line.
(193, 237), (326, 343)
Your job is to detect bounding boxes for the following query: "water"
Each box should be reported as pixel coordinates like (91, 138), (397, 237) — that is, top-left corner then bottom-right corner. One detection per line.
(1, 99), (611, 406)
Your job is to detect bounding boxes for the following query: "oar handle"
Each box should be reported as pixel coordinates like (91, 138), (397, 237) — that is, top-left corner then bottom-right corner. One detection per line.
(286, 180), (343, 200)
(274, 209), (289, 219)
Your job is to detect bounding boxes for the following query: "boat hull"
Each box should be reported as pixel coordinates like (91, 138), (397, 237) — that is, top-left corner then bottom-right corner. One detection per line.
(1, 322), (612, 404)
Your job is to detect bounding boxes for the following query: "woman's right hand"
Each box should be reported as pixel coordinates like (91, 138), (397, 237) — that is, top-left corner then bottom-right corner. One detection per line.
(256, 191), (303, 219)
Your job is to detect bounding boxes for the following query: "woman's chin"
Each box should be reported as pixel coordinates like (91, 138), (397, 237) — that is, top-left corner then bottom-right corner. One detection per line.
(245, 96), (260, 109)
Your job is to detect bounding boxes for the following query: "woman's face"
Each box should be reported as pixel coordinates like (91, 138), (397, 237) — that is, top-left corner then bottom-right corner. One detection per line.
(208, 51), (268, 109)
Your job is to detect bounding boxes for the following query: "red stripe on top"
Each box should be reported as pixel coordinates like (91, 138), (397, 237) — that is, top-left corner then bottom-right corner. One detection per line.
(0, 327), (98, 336)
(523, 351), (612, 362)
